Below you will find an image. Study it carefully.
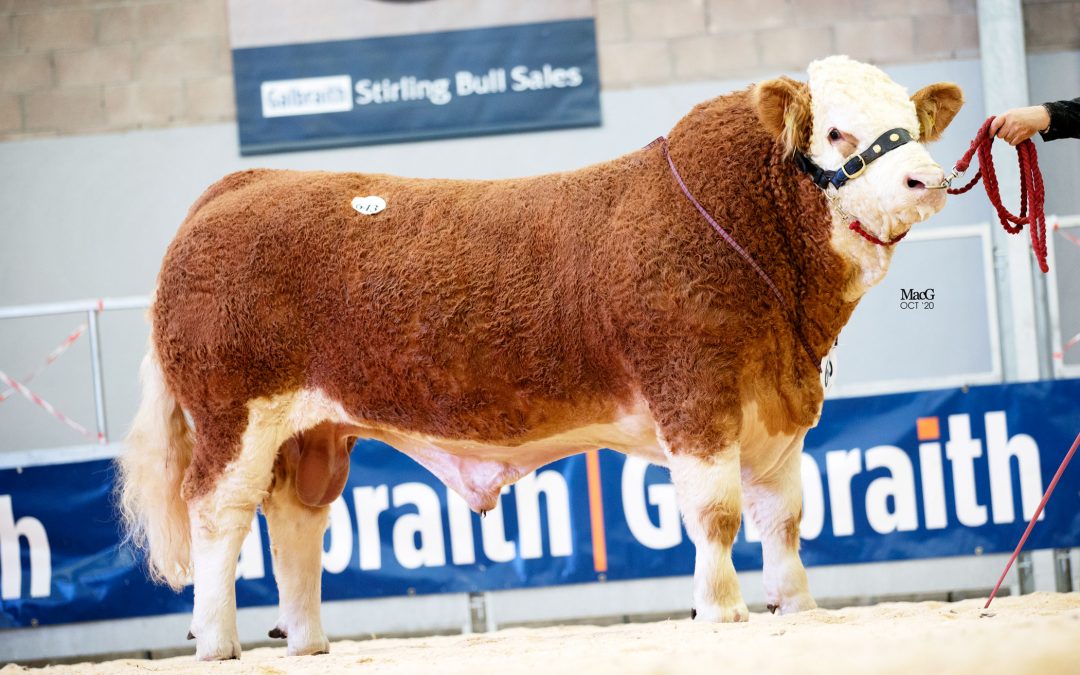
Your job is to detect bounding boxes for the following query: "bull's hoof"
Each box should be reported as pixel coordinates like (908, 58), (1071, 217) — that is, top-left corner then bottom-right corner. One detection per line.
(194, 632), (242, 661)
(195, 642), (242, 661)
(723, 604), (750, 622)
(780, 594), (818, 615)
(694, 601), (750, 623)
(690, 608), (697, 620)
(197, 650), (240, 661)
(287, 634), (330, 657)
(766, 593), (818, 615)
(187, 631), (195, 640)
(269, 626), (288, 639)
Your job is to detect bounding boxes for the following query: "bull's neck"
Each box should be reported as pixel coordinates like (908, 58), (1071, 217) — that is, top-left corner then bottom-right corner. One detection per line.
(663, 130), (859, 363)
(828, 208), (897, 301)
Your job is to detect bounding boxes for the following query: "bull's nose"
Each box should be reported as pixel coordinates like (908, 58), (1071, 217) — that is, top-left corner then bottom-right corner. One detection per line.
(905, 167), (945, 190)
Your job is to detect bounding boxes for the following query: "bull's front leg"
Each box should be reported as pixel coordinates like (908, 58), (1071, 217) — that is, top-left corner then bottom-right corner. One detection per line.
(742, 434), (817, 615)
(667, 447), (749, 622)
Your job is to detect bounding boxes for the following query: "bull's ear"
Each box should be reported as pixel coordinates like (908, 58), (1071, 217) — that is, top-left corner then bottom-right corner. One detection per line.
(911, 83), (964, 142)
(753, 76), (812, 156)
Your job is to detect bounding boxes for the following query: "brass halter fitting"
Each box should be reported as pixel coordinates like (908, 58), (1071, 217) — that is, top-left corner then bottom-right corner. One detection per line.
(928, 166), (963, 190)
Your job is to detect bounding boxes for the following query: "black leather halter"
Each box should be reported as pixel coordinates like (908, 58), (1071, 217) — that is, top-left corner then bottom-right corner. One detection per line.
(794, 128), (913, 190)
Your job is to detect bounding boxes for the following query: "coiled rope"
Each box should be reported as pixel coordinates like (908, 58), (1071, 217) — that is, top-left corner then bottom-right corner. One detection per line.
(946, 117), (1049, 272)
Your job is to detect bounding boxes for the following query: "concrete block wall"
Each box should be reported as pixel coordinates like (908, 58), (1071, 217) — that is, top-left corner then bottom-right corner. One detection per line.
(0, 0), (1076, 139)
(598, 0), (984, 87)
(1024, 0), (1080, 51)
(1, 0), (233, 138)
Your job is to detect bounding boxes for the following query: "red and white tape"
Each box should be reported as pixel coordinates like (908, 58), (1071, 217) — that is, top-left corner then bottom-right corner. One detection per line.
(0, 321), (87, 403)
(1054, 220), (1080, 250)
(1054, 330), (1080, 361)
(0, 368), (104, 443)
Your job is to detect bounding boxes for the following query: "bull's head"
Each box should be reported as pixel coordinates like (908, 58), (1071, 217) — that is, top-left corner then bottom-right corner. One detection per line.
(754, 55), (963, 294)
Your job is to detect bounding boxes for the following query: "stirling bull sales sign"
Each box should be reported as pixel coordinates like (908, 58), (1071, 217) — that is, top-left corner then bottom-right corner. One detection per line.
(227, 0), (602, 155)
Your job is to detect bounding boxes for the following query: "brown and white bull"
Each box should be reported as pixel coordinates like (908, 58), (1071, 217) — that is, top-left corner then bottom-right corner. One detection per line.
(119, 56), (962, 660)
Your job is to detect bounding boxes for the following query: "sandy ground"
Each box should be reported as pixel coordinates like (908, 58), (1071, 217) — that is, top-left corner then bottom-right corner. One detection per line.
(6, 593), (1080, 675)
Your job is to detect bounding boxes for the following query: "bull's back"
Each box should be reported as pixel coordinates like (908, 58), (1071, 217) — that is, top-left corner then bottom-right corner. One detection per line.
(154, 166), (631, 440)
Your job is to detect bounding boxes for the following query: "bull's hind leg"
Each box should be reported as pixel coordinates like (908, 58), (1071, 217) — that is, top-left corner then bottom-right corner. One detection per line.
(263, 451), (331, 656)
(667, 447), (749, 622)
(186, 402), (287, 661)
(742, 434), (816, 614)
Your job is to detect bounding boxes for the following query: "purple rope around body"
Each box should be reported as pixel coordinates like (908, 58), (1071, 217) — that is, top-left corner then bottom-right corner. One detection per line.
(652, 136), (821, 372)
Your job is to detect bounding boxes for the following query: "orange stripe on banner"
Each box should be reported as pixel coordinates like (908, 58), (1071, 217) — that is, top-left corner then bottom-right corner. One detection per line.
(585, 449), (608, 573)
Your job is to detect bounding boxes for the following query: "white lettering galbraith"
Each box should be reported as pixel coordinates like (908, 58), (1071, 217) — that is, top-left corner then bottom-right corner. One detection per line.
(0, 412), (1046, 597)
(225, 409), (1048, 582)
(261, 75), (354, 118)
(0, 495), (52, 599)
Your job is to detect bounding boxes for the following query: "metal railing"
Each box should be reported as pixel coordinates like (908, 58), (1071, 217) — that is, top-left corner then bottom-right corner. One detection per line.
(0, 296), (149, 444)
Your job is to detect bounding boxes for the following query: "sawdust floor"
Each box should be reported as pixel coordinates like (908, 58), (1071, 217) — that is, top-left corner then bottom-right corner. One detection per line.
(6, 592), (1080, 674)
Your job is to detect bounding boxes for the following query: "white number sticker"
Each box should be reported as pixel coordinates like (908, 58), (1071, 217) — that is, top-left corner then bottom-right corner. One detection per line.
(351, 195), (386, 215)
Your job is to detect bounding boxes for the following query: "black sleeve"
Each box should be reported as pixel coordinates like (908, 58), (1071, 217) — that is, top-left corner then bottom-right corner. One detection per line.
(1040, 97), (1080, 141)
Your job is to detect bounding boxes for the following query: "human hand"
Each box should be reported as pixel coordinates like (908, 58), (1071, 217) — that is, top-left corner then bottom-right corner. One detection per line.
(989, 105), (1051, 145)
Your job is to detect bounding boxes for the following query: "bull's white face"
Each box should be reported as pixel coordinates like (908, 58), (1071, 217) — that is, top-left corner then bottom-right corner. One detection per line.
(754, 55), (964, 297)
(808, 57), (949, 242)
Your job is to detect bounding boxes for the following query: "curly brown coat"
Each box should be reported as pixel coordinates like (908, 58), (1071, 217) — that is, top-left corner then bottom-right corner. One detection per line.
(152, 84), (856, 502)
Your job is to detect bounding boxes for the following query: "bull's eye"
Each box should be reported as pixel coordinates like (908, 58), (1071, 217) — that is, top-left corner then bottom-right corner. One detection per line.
(827, 128), (857, 157)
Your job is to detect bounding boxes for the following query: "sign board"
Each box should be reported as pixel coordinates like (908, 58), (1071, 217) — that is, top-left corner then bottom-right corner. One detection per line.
(227, 1), (602, 155)
(2, 379), (1079, 628)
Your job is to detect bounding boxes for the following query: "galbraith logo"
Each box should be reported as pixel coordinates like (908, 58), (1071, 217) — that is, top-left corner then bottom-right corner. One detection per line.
(260, 75), (354, 118)
(240, 411), (1042, 579)
(259, 65), (585, 118)
(0, 412), (1045, 598)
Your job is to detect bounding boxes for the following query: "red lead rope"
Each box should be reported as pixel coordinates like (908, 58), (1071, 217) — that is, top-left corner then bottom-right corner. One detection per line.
(985, 430), (1080, 608)
(947, 117), (1049, 273)
(953, 120), (1072, 609)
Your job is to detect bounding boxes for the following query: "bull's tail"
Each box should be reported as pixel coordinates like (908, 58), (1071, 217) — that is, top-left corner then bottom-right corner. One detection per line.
(118, 341), (193, 590)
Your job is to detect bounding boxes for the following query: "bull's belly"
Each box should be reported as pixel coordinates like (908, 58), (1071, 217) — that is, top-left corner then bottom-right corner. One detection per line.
(278, 389), (666, 512)
(266, 390), (807, 512)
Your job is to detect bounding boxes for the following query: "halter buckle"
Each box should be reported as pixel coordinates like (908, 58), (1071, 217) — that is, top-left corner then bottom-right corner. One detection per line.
(841, 154), (867, 180)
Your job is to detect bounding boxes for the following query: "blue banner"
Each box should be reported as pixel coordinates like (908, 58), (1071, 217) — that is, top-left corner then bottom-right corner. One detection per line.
(232, 19), (601, 155)
(2, 379), (1079, 628)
